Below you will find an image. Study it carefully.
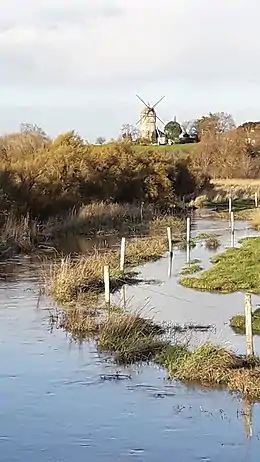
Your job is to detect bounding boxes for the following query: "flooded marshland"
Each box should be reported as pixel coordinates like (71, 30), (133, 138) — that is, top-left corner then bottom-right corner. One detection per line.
(1, 215), (260, 461)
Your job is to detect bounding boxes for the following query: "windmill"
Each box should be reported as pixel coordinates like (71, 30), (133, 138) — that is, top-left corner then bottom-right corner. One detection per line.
(136, 94), (166, 142)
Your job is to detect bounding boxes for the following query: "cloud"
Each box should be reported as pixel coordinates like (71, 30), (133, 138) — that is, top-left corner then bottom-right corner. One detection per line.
(0, 0), (260, 139)
(0, 0), (259, 87)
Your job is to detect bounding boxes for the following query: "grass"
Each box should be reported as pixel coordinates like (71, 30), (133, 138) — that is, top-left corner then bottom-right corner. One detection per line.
(48, 235), (170, 304)
(56, 303), (260, 400)
(156, 343), (260, 401)
(180, 237), (260, 294)
(205, 236), (221, 250)
(0, 214), (41, 258)
(195, 179), (260, 209)
(195, 233), (221, 249)
(230, 308), (260, 334)
(180, 263), (203, 275)
(97, 312), (166, 364)
(133, 144), (196, 154)
(48, 202), (185, 238)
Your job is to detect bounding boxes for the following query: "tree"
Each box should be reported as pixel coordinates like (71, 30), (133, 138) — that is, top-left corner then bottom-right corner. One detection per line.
(95, 136), (106, 145)
(181, 120), (197, 135)
(20, 123), (50, 142)
(120, 124), (140, 142)
(164, 121), (182, 142)
(195, 112), (235, 137)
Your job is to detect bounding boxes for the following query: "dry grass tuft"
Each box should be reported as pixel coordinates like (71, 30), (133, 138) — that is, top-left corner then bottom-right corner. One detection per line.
(97, 312), (166, 364)
(48, 236), (168, 304)
(156, 343), (260, 400)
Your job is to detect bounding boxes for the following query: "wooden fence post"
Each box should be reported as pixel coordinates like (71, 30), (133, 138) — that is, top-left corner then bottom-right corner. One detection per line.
(186, 217), (191, 244)
(244, 293), (254, 357)
(167, 227), (173, 256)
(104, 265), (110, 305)
(229, 196), (232, 214)
(120, 237), (126, 272)
(255, 192), (258, 208)
(231, 211), (234, 235)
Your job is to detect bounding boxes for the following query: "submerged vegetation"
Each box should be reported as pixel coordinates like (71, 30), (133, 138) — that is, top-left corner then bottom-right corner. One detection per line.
(180, 263), (203, 275)
(180, 237), (260, 294)
(230, 308), (260, 334)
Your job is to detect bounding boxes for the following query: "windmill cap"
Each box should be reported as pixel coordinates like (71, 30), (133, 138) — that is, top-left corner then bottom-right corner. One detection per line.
(141, 107), (156, 114)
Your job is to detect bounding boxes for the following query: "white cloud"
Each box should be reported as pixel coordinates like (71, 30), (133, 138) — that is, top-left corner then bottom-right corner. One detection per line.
(0, 0), (260, 85)
(0, 0), (260, 138)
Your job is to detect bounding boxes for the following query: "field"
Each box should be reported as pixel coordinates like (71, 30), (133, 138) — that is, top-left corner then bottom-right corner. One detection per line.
(133, 143), (196, 154)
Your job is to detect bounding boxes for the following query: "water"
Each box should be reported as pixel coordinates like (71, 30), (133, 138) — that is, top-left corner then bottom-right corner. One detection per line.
(1, 216), (260, 461)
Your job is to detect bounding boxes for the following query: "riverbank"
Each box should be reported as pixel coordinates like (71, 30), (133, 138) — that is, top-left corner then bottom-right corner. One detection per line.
(0, 203), (185, 259)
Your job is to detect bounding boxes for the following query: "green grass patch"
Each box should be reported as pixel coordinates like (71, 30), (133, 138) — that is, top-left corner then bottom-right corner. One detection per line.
(180, 263), (203, 275)
(230, 308), (260, 334)
(180, 237), (260, 294)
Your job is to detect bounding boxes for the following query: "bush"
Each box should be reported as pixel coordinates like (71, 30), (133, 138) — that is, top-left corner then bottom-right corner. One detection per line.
(0, 131), (209, 218)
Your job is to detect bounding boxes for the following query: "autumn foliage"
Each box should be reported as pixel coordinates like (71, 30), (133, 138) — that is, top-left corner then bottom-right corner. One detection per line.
(0, 131), (208, 218)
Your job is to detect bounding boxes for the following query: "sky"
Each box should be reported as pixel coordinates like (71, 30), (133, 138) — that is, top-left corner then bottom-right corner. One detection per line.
(0, 0), (260, 141)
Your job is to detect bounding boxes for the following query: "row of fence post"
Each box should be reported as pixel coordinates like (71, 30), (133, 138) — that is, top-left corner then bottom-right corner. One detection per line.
(104, 211), (255, 359)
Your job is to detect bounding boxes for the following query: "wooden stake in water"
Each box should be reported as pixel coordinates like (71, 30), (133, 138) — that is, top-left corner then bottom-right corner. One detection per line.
(229, 196), (232, 214)
(168, 253), (173, 278)
(244, 293), (254, 357)
(186, 217), (191, 244)
(186, 244), (191, 264)
(104, 265), (110, 305)
(255, 192), (258, 208)
(120, 237), (126, 272)
(243, 399), (253, 439)
(167, 227), (173, 256)
(231, 211), (234, 235)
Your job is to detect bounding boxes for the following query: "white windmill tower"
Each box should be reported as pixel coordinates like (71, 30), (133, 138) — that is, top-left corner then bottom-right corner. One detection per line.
(136, 94), (165, 142)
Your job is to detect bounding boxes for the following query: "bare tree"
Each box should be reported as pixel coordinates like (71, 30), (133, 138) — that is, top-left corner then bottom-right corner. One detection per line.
(120, 124), (140, 141)
(181, 120), (197, 134)
(194, 112), (236, 137)
(20, 122), (50, 141)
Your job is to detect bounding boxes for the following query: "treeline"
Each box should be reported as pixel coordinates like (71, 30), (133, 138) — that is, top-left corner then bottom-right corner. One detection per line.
(191, 123), (260, 179)
(0, 130), (209, 219)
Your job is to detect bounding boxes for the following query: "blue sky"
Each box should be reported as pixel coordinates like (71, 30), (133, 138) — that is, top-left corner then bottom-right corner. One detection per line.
(0, 0), (260, 141)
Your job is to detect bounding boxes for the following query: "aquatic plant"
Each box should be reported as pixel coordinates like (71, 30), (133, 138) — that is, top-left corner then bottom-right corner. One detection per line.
(205, 236), (220, 250)
(180, 263), (203, 275)
(230, 308), (260, 334)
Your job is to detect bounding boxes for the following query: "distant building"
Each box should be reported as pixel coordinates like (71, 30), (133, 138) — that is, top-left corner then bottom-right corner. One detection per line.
(139, 107), (156, 141)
